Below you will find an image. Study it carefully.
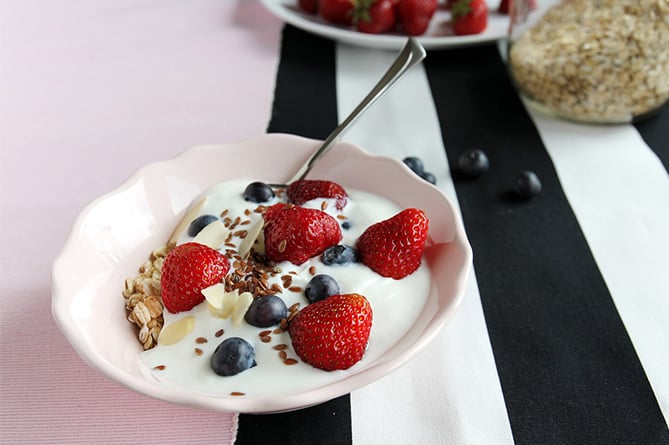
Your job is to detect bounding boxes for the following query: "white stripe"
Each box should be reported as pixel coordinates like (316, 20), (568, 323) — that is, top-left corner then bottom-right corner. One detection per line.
(336, 44), (514, 445)
(527, 109), (669, 426)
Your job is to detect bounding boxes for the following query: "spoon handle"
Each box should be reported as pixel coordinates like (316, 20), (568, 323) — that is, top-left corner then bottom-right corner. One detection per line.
(285, 38), (427, 185)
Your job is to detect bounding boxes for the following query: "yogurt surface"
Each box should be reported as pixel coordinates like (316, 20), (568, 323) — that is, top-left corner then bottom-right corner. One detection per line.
(139, 178), (431, 397)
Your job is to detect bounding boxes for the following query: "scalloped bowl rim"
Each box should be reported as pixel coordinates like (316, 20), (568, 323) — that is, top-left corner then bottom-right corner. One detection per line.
(51, 133), (472, 413)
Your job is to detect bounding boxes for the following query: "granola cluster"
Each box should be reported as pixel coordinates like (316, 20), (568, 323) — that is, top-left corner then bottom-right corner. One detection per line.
(123, 243), (174, 350)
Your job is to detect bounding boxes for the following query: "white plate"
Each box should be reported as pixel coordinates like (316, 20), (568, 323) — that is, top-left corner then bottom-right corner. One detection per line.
(51, 134), (472, 413)
(260, 0), (509, 50)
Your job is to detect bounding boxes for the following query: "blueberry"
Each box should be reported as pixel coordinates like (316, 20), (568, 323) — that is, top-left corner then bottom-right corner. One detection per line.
(457, 149), (490, 177)
(420, 171), (437, 185)
(187, 214), (218, 237)
(341, 221), (352, 230)
(244, 295), (288, 327)
(243, 181), (275, 203)
(321, 244), (358, 265)
(403, 156), (424, 175)
(514, 171), (542, 199)
(305, 274), (340, 304)
(210, 337), (256, 376)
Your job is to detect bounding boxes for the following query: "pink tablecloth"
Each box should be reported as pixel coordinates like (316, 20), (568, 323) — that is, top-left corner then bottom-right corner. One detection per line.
(0, 2), (281, 443)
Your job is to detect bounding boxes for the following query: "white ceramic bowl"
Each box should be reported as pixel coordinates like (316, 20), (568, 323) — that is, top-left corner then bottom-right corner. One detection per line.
(52, 134), (472, 413)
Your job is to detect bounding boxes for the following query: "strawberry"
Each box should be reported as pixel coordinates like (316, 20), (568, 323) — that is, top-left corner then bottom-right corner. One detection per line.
(498, 0), (536, 14)
(263, 203), (342, 265)
(286, 179), (348, 211)
(289, 293), (373, 371)
(356, 208), (428, 279)
(452, 0), (488, 35)
(161, 242), (230, 313)
(319, 0), (355, 25)
(396, 0), (438, 36)
(354, 0), (397, 34)
(298, 0), (319, 14)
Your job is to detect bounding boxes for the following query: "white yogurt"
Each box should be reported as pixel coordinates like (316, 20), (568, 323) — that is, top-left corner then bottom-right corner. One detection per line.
(140, 178), (431, 396)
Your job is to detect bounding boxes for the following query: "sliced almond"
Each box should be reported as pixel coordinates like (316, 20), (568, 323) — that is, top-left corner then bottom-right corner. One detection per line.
(202, 283), (226, 308)
(159, 316), (195, 345)
(192, 220), (230, 249)
(237, 220), (263, 258)
(168, 197), (207, 245)
(205, 288), (239, 319)
(231, 292), (253, 327)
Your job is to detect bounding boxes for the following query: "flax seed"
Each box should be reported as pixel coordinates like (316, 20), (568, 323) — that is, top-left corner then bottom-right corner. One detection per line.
(259, 330), (272, 337)
(272, 344), (288, 350)
(260, 336), (271, 343)
(195, 337), (208, 344)
(215, 329), (225, 337)
(230, 391), (245, 396)
(308, 265), (316, 275)
(288, 286), (302, 293)
(194, 348), (203, 356)
(279, 350), (288, 360)
(283, 358), (298, 365)
(153, 365), (166, 371)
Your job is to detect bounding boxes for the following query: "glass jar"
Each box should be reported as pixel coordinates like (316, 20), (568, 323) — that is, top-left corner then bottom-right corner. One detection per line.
(507, 0), (669, 124)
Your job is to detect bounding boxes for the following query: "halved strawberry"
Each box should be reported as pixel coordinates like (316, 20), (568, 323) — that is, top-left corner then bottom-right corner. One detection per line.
(289, 293), (373, 371)
(263, 203), (342, 265)
(356, 208), (428, 279)
(286, 179), (348, 210)
(161, 242), (230, 313)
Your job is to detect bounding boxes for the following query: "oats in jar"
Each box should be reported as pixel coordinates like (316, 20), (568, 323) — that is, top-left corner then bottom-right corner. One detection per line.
(508, 0), (669, 123)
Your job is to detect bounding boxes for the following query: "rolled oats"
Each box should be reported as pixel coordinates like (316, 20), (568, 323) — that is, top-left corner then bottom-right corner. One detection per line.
(122, 243), (174, 350)
(509, 0), (669, 122)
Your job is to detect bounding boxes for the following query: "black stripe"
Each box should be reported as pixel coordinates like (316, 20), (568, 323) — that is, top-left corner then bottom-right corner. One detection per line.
(236, 25), (352, 445)
(425, 44), (669, 445)
(266, 25), (339, 138)
(634, 102), (669, 173)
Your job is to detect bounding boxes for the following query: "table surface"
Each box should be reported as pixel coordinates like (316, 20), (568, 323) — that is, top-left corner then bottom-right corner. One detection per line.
(1, 1), (668, 444)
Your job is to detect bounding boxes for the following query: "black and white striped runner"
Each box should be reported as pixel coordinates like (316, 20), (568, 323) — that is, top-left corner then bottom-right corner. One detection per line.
(236, 25), (669, 445)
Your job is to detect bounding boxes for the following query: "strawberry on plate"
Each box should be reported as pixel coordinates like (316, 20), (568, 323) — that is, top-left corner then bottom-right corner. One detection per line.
(161, 242), (230, 313)
(298, 0), (319, 14)
(263, 203), (342, 265)
(452, 0), (488, 35)
(396, 0), (438, 36)
(353, 0), (397, 34)
(319, 0), (355, 25)
(286, 179), (348, 210)
(289, 293), (373, 371)
(498, 0), (536, 14)
(356, 208), (428, 279)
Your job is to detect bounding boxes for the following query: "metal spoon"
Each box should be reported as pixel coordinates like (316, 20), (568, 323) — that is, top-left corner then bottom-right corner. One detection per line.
(273, 37), (426, 188)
